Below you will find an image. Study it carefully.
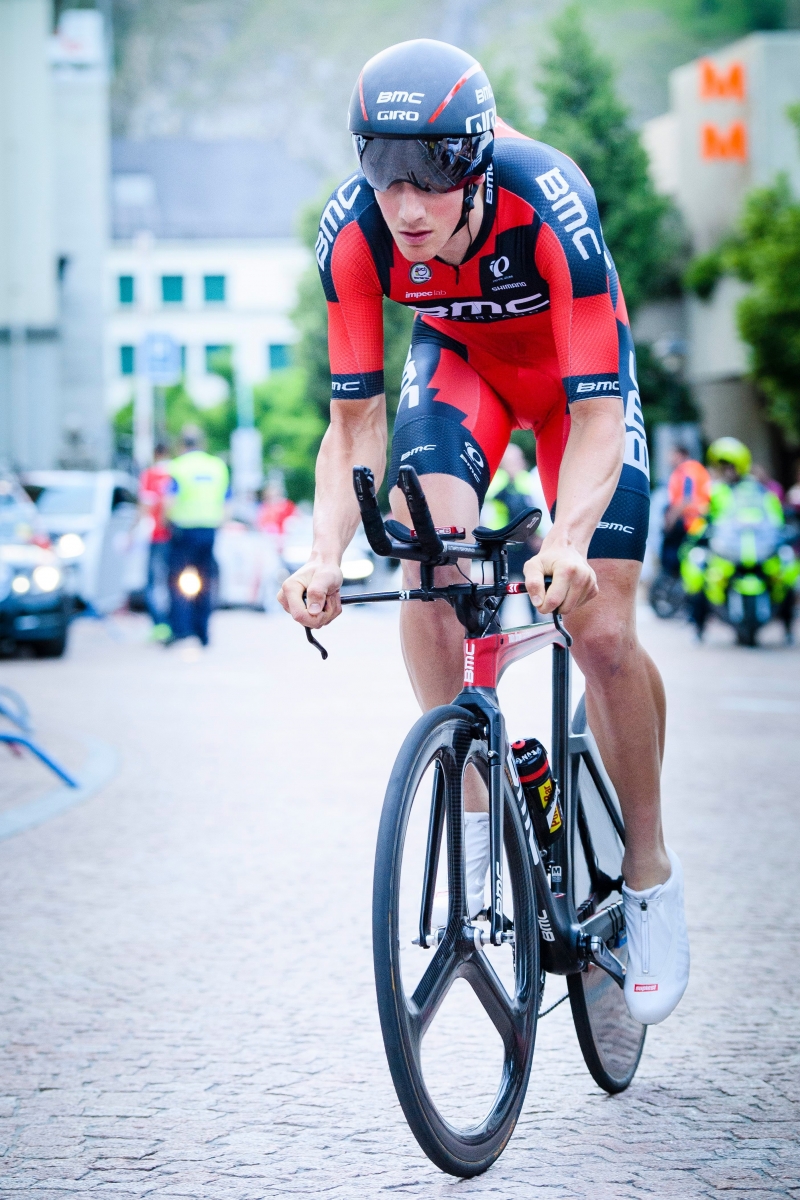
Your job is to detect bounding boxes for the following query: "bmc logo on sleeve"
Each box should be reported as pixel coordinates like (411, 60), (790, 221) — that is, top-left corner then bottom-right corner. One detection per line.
(535, 166), (602, 261)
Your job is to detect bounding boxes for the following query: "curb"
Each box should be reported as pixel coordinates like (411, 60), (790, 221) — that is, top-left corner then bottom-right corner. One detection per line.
(0, 737), (119, 842)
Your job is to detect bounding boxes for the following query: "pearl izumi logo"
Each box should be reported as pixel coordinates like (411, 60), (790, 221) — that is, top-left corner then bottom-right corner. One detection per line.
(410, 262), (432, 284)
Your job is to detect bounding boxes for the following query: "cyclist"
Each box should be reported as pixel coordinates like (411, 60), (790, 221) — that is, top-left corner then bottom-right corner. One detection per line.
(280, 40), (689, 1024)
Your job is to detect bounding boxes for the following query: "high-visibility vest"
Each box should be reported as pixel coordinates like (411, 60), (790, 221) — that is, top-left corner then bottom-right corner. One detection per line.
(167, 451), (229, 529)
(484, 468), (535, 529)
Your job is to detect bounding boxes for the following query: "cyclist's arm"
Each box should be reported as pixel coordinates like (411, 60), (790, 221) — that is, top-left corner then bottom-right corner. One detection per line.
(525, 398), (623, 614)
(527, 172), (624, 614)
(279, 395), (387, 627)
(280, 193), (387, 627)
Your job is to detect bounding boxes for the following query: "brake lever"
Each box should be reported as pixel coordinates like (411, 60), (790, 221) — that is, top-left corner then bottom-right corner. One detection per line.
(305, 626), (328, 660)
(301, 589), (329, 659)
(543, 574), (573, 647)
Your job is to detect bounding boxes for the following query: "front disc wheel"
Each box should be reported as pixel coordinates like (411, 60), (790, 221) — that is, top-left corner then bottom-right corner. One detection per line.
(373, 705), (540, 1177)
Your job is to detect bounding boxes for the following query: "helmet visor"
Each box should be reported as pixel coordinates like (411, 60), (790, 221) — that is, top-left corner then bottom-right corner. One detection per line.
(354, 133), (491, 193)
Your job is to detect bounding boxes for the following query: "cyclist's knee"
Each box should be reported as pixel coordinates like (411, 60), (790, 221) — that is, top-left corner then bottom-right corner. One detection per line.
(570, 609), (639, 683)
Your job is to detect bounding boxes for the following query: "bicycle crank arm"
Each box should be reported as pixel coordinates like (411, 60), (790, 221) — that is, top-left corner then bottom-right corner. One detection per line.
(581, 934), (625, 989)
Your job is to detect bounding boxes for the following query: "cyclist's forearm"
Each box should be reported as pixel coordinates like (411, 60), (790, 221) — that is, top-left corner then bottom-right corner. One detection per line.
(311, 396), (388, 562)
(549, 400), (625, 557)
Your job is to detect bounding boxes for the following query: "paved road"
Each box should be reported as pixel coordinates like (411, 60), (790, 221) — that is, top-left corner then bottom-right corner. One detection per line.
(0, 603), (798, 1198)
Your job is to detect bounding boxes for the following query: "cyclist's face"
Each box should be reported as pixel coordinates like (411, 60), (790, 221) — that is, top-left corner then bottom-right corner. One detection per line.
(374, 182), (464, 261)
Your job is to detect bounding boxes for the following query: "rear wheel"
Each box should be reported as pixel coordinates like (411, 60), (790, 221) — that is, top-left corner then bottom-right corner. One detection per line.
(373, 705), (540, 1177)
(567, 696), (645, 1093)
(734, 595), (759, 647)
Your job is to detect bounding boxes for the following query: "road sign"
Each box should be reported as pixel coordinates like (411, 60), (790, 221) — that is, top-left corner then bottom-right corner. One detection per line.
(141, 333), (181, 385)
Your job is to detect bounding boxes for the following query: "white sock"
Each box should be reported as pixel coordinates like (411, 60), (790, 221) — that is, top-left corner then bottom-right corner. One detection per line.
(465, 812), (491, 919)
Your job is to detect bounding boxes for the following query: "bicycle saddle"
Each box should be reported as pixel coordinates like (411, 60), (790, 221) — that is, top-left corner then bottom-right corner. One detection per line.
(473, 508), (542, 545)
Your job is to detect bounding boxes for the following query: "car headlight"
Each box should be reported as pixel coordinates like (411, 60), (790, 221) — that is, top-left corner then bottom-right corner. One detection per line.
(11, 573), (30, 595)
(178, 567), (202, 597)
(32, 564), (62, 593)
(341, 558), (374, 582)
(57, 533), (85, 559)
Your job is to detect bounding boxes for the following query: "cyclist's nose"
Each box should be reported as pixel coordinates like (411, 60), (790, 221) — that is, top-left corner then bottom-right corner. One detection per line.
(396, 184), (429, 224)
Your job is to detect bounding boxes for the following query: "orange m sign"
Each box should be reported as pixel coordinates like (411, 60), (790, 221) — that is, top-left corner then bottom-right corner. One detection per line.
(701, 121), (748, 160)
(699, 59), (746, 100)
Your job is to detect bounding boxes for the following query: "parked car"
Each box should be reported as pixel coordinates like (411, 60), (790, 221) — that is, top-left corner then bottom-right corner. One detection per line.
(22, 470), (139, 615)
(0, 476), (69, 657)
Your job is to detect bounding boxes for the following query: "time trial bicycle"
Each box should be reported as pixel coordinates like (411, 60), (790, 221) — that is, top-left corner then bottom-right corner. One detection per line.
(304, 463), (646, 1177)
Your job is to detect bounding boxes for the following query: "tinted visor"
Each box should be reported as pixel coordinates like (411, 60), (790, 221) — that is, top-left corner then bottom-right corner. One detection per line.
(354, 132), (492, 193)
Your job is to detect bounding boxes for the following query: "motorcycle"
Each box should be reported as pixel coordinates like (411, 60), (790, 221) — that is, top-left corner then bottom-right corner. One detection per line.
(680, 501), (799, 646)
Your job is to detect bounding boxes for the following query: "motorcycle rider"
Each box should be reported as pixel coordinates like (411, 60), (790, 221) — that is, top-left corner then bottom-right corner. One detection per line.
(682, 437), (796, 639)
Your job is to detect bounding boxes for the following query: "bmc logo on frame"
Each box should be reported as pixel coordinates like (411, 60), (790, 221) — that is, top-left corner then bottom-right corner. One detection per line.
(464, 641), (476, 684)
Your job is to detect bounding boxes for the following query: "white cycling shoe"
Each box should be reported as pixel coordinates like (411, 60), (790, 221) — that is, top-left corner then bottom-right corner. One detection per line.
(622, 847), (690, 1025)
(431, 812), (491, 926)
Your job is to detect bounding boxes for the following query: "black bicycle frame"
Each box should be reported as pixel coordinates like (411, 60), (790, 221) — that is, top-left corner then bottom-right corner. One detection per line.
(305, 463), (626, 986)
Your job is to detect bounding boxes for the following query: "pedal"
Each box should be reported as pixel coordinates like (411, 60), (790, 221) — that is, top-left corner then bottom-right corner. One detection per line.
(584, 935), (625, 989)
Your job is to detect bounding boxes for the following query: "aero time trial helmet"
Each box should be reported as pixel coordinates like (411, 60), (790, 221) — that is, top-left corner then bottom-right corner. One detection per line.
(348, 40), (495, 195)
(707, 437), (752, 477)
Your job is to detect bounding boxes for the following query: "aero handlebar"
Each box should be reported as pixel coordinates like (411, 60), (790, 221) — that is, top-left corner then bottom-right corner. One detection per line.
(352, 464), (541, 566)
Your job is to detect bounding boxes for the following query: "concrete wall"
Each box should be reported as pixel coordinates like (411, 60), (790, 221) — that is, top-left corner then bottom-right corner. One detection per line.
(0, 0), (60, 469)
(52, 10), (111, 467)
(0, 4), (109, 471)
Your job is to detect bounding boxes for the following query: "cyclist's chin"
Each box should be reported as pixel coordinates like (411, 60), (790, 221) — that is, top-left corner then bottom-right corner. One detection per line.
(393, 232), (441, 261)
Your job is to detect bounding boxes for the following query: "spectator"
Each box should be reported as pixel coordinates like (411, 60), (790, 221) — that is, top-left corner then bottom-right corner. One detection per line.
(165, 425), (230, 647)
(257, 475), (297, 545)
(138, 441), (173, 641)
(661, 444), (710, 575)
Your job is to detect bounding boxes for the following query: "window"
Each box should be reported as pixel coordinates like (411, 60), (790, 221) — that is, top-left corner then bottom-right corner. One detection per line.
(205, 344), (232, 372)
(35, 485), (97, 516)
(161, 275), (183, 304)
(120, 345), (135, 375)
(204, 274), (226, 303)
(269, 343), (292, 371)
(118, 275), (135, 305)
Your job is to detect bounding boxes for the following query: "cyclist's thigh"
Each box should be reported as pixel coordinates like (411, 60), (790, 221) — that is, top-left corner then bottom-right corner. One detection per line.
(389, 320), (512, 508)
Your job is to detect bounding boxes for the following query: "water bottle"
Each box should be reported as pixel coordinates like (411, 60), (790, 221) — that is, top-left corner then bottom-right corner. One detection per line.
(511, 738), (564, 847)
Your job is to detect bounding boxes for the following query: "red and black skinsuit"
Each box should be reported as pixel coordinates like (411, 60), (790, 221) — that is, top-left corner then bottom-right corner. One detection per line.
(316, 119), (651, 561)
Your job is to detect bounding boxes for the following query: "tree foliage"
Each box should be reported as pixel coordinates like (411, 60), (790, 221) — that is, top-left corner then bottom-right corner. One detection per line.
(661, 0), (788, 37)
(112, 356), (325, 499)
(686, 171), (800, 441)
(253, 368), (325, 501)
(534, 5), (682, 314)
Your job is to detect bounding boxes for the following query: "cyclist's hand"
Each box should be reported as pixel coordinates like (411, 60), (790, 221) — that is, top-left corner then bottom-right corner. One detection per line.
(278, 559), (343, 628)
(524, 541), (598, 615)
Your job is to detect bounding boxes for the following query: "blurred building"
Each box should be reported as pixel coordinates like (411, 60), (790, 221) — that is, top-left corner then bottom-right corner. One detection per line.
(106, 140), (318, 416)
(642, 32), (800, 470)
(0, 3), (109, 471)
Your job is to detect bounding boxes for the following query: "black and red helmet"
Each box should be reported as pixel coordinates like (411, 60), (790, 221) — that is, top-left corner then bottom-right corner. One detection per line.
(348, 39), (495, 193)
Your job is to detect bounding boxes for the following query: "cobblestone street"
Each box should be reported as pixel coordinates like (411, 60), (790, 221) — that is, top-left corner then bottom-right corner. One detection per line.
(0, 603), (798, 1198)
